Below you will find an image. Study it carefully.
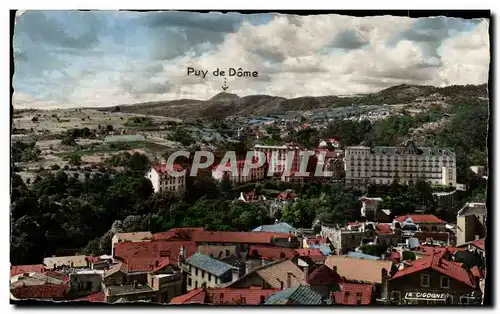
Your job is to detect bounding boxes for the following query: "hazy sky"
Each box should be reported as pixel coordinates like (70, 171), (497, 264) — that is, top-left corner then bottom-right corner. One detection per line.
(13, 11), (490, 109)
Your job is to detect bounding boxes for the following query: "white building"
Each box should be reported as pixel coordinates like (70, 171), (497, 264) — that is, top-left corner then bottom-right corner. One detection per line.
(345, 141), (456, 190)
(146, 163), (187, 195)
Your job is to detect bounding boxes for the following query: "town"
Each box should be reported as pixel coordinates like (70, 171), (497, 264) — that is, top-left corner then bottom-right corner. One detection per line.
(11, 97), (488, 304)
(10, 10), (489, 307)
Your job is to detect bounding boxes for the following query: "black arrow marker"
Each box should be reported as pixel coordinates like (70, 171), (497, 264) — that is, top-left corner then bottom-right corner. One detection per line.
(221, 77), (228, 91)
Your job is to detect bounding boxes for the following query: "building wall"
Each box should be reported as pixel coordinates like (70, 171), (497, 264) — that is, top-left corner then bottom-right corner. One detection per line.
(345, 146), (457, 191)
(69, 273), (103, 298)
(456, 215), (486, 246)
(146, 168), (186, 195)
(185, 265), (232, 291)
(385, 268), (479, 305)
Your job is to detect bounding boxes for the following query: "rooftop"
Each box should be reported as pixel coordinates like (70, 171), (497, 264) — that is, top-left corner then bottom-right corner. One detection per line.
(113, 232), (153, 242)
(192, 231), (295, 245)
(347, 252), (382, 261)
(265, 285), (331, 305)
(186, 253), (235, 277)
(325, 256), (392, 284)
(10, 264), (45, 277)
(11, 283), (70, 300)
(395, 214), (446, 224)
(307, 265), (341, 285)
(458, 202), (487, 217)
(253, 222), (296, 234)
(389, 252), (477, 288)
(106, 283), (154, 296)
(151, 163), (184, 174)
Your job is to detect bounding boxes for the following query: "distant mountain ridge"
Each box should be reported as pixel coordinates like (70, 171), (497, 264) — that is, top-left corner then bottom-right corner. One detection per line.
(106, 84), (488, 119)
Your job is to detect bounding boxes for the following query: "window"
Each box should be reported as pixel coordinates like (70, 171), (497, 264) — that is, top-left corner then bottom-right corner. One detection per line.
(391, 291), (401, 301)
(202, 270), (205, 278)
(195, 281), (198, 289)
(441, 276), (450, 288)
(460, 297), (469, 305)
(195, 268), (198, 276)
(188, 278), (192, 286)
(226, 250), (230, 257)
(421, 274), (430, 287)
(208, 274), (212, 281)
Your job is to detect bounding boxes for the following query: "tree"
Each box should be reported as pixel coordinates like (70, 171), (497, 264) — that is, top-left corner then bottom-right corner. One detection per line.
(68, 154), (82, 166)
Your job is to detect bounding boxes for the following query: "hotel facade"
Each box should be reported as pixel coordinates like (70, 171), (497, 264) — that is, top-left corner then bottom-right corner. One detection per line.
(344, 141), (456, 190)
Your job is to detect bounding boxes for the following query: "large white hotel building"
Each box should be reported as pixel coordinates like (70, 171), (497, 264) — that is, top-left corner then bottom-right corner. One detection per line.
(345, 141), (456, 190)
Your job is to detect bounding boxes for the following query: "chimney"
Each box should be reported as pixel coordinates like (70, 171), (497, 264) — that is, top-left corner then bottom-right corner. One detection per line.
(178, 246), (185, 267)
(245, 260), (252, 274)
(232, 267), (240, 282)
(304, 266), (310, 283)
(286, 272), (292, 289)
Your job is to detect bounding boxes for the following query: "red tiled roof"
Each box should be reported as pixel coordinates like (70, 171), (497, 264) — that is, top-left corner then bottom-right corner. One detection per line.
(170, 287), (279, 305)
(153, 228), (204, 241)
(295, 249), (324, 257)
(192, 231), (295, 244)
(152, 163), (184, 174)
(395, 214), (446, 224)
(389, 253), (476, 288)
(307, 265), (341, 285)
(11, 283), (70, 300)
(375, 224), (392, 235)
(248, 246), (298, 260)
(10, 264), (45, 277)
(334, 283), (373, 305)
(74, 291), (106, 303)
(170, 288), (206, 304)
(114, 241), (197, 272)
(152, 258), (172, 273)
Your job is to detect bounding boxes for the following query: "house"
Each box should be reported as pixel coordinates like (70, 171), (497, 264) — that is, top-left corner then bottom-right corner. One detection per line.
(68, 269), (104, 298)
(229, 259), (306, 290)
(111, 232), (153, 257)
(43, 255), (89, 270)
(325, 256), (393, 301)
(318, 138), (340, 148)
(146, 163), (186, 195)
(170, 286), (279, 305)
(184, 253), (238, 291)
(456, 203), (487, 246)
(394, 215), (447, 233)
(238, 191), (265, 203)
(252, 222), (296, 234)
(295, 249), (326, 265)
(324, 256), (392, 285)
(152, 228), (204, 242)
(305, 264), (342, 299)
(211, 159), (266, 184)
(103, 258), (184, 304)
(334, 283), (375, 305)
(433, 190), (457, 210)
(264, 285), (333, 305)
(385, 248), (482, 305)
(275, 191), (297, 206)
(191, 230), (300, 249)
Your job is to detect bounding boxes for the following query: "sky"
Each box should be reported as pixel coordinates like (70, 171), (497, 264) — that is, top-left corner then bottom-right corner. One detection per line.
(12, 11), (490, 109)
